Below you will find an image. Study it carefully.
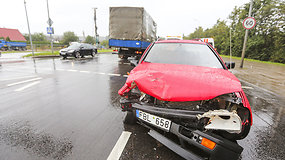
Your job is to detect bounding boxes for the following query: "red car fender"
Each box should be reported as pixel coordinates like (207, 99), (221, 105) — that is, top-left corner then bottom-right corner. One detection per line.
(239, 90), (253, 126)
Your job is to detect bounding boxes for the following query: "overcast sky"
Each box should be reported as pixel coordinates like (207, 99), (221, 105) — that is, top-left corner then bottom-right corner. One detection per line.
(1, 0), (249, 37)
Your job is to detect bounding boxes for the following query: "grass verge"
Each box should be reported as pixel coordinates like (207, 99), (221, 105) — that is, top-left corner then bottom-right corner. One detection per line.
(98, 49), (113, 53)
(23, 51), (59, 57)
(220, 55), (285, 66)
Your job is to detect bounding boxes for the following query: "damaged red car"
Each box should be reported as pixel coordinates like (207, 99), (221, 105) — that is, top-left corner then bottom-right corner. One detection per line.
(118, 40), (252, 160)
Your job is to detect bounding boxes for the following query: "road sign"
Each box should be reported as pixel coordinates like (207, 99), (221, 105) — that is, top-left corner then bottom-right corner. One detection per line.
(47, 18), (53, 26)
(243, 17), (256, 30)
(47, 27), (54, 34)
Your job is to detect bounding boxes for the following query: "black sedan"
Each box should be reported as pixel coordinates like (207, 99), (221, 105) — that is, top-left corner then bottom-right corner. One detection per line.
(60, 43), (97, 59)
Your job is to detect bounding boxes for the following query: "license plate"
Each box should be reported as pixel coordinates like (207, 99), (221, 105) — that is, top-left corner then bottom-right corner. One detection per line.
(136, 110), (171, 131)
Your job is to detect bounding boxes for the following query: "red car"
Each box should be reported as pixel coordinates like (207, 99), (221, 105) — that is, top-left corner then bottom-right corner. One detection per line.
(118, 40), (252, 160)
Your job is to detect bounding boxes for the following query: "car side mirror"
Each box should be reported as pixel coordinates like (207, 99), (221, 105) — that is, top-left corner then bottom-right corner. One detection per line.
(225, 62), (235, 69)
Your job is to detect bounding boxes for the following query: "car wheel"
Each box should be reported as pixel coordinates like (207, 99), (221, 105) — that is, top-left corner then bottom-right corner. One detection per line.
(123, 110), (137, 125)
(75, 52), (80, 58)
(62, 56), (67, 59)
(91, 50), (96, 57)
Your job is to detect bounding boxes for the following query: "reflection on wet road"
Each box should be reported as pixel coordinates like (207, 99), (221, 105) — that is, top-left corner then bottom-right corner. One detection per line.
(0, 53), (284, 159)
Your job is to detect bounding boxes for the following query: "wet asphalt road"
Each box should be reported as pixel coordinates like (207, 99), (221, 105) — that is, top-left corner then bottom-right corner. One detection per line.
(0, 53), (284, 160)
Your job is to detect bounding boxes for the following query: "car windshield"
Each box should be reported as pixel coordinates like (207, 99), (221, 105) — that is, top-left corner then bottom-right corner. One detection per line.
(144, 43), (224, 69)
(67, 44), (81, 49)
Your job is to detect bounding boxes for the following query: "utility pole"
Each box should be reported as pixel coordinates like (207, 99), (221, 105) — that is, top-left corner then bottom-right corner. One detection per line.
(240, 0), (254, 68)
(230, 28), (232, 69)
(93, 8), (99, 47)
(24, 0), (34, 56)
(46, 0), (54, 53)
(83, 31), (85, 41)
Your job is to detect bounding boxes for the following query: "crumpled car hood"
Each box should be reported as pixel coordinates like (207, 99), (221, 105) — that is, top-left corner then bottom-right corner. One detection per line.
(120, 62), (242, 101)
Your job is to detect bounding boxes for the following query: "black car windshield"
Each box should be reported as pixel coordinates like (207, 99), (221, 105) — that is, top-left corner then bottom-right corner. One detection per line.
(67, 44), (81, 49)
(144, 43), (224, 69)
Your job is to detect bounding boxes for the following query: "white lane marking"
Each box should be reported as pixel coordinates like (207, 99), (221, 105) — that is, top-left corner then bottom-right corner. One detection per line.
(108, 73), (121, 76)
(67, 69), (77, 72)
(0, 75), (37, 81)
(7, 77), (42, 87)
(123, 75), (128, 78)
(107, 131), (131, 160)
(96, 72), (106, 75)
(14, 81), (40, 92)
(80, 71), (91, 73)
(242, 86), (254, 89)
(53, 69), (126, 77)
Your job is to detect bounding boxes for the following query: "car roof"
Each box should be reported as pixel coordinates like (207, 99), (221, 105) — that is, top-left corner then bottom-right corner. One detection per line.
(155, 40), (206, 45)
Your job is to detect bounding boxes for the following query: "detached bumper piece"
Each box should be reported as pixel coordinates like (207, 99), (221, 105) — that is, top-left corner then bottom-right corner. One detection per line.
(145, 122), (243, 160)
(149, 130), (203, 160)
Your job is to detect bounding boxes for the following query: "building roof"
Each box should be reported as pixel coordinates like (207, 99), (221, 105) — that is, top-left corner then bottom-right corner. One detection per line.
(0, 28), (26, 41)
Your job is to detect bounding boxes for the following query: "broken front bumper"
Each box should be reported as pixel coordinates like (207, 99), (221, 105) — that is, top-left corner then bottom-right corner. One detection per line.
(121, 99), (243, 160)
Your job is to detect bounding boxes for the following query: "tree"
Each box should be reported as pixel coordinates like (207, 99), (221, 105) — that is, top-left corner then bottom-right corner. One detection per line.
(84, 35), (95, 44)
(5, 37), (11, 41)
(100, 40), (109, 47)
(184, 0), (285, 64)
(62, 31), (79, 45)
(228, 0), (285, 62)
(32, 33), (46, 41)
(184, 26), (205, 39)
(23, 34), (29, 41)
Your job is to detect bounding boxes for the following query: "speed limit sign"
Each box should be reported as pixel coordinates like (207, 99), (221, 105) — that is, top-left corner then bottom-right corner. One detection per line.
(243, 17), (256, 29)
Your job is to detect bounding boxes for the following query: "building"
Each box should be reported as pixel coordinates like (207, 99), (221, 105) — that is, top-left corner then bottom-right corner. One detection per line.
(0, 28), (26, 41)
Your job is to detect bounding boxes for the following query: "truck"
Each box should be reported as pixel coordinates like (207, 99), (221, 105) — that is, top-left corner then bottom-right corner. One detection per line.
(0, 40), (27, 51)
(165, 36), (183, 40)
(109, 7), (157, 59)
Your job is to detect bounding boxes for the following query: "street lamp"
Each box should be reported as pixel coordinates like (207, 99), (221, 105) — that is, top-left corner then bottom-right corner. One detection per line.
(24, 0), (34, 56)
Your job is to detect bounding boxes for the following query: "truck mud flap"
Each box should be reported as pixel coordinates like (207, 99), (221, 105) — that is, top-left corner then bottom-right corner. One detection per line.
(149, 129), (203, 160)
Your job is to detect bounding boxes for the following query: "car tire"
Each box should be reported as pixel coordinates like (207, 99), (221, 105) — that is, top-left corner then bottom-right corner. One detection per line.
(91, 50), (96, 57)
(62, 56), (67, 59)
(75, 52), (80, 58)
(123, 110), (137, 125)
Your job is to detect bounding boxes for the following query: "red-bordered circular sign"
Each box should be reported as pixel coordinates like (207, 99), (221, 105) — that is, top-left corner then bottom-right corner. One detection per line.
(243, 17), (256, 30)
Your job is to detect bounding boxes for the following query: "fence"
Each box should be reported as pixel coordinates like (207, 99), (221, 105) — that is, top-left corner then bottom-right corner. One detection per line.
(26, 44), (66, 52)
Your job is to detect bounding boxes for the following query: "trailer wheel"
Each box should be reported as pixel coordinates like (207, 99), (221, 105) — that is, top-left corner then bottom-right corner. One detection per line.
(118, 55), (128, 59)
(123, 110), (137, 125)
